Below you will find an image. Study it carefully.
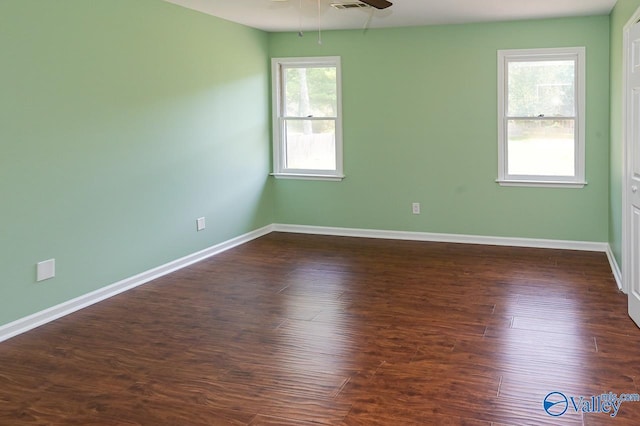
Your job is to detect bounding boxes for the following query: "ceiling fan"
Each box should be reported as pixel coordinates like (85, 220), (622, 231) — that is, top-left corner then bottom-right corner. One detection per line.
(273, 0), (393, 10)
(272, 0), (393, 43)
(357, 0), (392, 9)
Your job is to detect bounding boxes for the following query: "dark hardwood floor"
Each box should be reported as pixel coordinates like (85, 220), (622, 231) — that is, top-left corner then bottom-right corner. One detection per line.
(1, 232), (639, 425)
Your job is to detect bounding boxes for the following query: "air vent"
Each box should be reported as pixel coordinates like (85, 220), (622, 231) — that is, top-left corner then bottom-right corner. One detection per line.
(331, 2), (370, 10)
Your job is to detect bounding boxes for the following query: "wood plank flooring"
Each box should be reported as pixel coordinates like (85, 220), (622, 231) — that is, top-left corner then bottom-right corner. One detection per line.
(0, 232), (639, 425)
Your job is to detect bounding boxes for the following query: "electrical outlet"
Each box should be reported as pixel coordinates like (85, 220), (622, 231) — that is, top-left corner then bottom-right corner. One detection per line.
(412, 202), (421, 215)
(37, 259), (55, 282)
(196, 217), (206, 231)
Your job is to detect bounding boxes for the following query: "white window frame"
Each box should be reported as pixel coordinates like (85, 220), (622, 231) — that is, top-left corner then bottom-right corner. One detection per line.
(497, 47), (587, 188)
(271, 56), (344, 181)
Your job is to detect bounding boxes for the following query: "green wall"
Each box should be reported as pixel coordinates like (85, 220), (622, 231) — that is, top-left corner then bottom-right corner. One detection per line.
(269, 17), (610, 241)
(0, 0), (273, 326)
(610, 0), (640, 269)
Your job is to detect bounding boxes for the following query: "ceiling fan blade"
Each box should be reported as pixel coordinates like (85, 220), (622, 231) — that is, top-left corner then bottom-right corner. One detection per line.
(359, 0), (392, 9)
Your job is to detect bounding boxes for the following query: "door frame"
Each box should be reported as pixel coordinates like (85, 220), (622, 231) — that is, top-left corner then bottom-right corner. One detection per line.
(622, 8), (640, 295)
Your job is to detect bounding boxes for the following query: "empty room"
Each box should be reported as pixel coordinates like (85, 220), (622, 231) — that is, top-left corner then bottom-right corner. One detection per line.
(2, 0), (640, 424)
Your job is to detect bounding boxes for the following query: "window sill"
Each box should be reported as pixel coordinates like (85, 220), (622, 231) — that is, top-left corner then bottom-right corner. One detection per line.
(496, 179), (587, 188)
(271, 173), (345, 182)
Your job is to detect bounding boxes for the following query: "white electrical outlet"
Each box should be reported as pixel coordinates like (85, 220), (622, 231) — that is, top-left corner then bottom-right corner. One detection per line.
(196, 217), (206, 231)
(412, 202), (421, 215)
(37, 259), (55, 282)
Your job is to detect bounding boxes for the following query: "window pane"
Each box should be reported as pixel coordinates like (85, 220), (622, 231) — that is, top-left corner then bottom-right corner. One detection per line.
(508, 60), (575, 117)
(284, 67), (337, 118)
(284, 119), (336, 170)
(507, 119), (575, 176)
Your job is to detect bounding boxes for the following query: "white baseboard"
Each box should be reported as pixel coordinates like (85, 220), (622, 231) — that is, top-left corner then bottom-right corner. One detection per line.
(273, 224), (625, 288)
(272, 223), (609, 252)
(606, 245), (624, 292)
(0, 225), (274, 343)
(0, 222), (621, 344)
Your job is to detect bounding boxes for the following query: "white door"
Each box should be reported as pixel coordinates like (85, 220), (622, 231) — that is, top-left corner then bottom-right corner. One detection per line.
(627, 20), (640, 328)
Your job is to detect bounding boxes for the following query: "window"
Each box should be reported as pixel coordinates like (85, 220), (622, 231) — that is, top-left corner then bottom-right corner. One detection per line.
(271, 56), (343, 180)
(497, 47), (586, 187)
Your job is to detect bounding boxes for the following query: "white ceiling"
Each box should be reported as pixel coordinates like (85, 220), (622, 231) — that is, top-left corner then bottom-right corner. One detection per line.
(164, 0), (617, 32)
